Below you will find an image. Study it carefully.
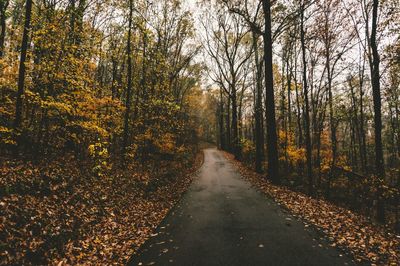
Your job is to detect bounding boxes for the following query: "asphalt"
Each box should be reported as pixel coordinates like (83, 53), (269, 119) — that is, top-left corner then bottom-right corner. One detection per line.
(128, 148), (356, 266)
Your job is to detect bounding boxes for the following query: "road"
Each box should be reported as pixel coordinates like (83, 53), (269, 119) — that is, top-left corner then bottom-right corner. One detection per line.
(128, 148), (355, 266)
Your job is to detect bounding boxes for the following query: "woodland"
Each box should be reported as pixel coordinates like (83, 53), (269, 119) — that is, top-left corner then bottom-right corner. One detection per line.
(0, 0), (399, 265)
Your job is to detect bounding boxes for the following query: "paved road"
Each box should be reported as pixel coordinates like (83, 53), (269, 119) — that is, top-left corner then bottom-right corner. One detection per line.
(128, 148), (355, 266)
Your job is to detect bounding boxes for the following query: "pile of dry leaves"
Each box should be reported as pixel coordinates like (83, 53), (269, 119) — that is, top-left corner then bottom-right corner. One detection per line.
(0, 151), (203, 265)
(224, 152), (399, 265)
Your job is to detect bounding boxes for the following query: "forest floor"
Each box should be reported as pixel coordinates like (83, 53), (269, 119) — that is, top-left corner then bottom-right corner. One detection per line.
(130, 148), (355, 266)
(0, 146), (204, 265)
(1, 146), (398, 265)
(223, 152), (399, 265)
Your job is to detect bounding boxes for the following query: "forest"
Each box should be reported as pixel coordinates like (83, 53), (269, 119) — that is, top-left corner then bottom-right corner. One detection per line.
(0, 0), (399, 265)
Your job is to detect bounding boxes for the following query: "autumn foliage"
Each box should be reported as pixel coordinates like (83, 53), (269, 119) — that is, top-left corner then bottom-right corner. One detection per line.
(0, 0), (399, 265)
(0, 0), (208, 264)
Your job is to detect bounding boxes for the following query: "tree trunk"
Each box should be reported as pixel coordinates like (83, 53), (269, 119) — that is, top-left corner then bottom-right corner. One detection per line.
(253, 31), (264, 173)
(359, 58), (368, 174)
(226, 95), (231, 150)
(294, 43), (303, 148)
(15, 0), (33, 129)
(0, 0), (8, 57)
(370, 0), (385, 223)
(300, 1), (313, 196)
(287, 45), (292, 131)
(327, 49), (337, 196)
(349, 79), (362, 172)
(219, 90), (225, 150)
(231, 88), (240, 159)
(262, 0), (279, 183)
(122, 0), (134, 157)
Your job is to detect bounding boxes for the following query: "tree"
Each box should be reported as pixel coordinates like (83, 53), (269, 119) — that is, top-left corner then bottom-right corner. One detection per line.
(262, 0), (279, 183)
(253, 29), (264, 173)
(14, 0), (33, 130)
(0, 0), (9, 57)
(370, 0), (385, 223)
(299, 0), (313, 194)
(122, 0), (134, 158)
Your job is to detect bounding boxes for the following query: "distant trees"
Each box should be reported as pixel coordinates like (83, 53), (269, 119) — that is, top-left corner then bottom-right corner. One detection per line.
(209, 0), (280, 182)
(202, 7), (252, 160)
(202, 0), (399, 225)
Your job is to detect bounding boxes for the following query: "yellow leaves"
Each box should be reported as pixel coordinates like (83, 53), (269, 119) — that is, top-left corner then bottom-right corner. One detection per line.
(93, 237), (102, 244)
(0, 126), (12, 134)
(143, 129), (153, 141)
(88, 144), (96, 156)
(78, 121), (109, 138)
(287, 147), (306, 163)
(154, 133), (177, 154)
(278, 128), (353, 174)
(278, 130), (306, 164)
(88, 141), (111, 177)
(0, 58), (19, 87)
(241, 139), (255, 155)
(43, 100), (73, 115)
(0, 126), (16, 145)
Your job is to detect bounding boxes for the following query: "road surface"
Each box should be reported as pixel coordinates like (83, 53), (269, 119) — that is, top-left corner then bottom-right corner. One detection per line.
(128, 148), (355, 266)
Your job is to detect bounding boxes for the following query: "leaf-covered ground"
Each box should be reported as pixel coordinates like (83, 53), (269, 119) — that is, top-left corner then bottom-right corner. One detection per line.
(0, 151), (203, 265)
(223, 152), (399, 266)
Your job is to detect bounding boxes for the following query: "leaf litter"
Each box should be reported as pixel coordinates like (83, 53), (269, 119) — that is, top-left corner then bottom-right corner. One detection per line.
(224, 152), (399, 265)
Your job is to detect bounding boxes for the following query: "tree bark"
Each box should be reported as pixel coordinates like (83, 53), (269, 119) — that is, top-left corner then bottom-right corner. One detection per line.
(15, 0), (33, 129)
(122, 0), (134, 157)
(0, 0), (8, 57)
(370, 0), (385, 223)
(231, 88), (240, 159)
(226, 95), (231, 150)
(253, 31), (264, 173)
(219, 89), (225, 150)
(358, 53), (368, 174)
(300, 1), (313, 196)
(262, 0), (279, 183)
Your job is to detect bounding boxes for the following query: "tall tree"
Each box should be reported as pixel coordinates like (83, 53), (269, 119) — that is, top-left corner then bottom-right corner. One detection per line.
(253, 30), (264, 173)
(14, 0), (33, 129)
(122, 0), (134, 157)
(370, 0), (385, 223)
(262, 0), (279, 183)
(0, 0), (9, 57)
(300, 0), (313, 195)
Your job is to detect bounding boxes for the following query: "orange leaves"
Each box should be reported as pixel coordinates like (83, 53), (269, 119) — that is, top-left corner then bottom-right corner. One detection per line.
(278, 130), (306, 164)
(154, 133), (177, 154)
(0, 126), (16, 146)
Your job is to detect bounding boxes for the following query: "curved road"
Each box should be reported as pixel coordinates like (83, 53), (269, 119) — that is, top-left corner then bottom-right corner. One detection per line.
(128, 148), (354, 266)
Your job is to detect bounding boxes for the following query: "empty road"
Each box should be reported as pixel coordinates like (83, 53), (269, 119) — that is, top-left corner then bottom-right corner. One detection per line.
(128, 148), (354, 266)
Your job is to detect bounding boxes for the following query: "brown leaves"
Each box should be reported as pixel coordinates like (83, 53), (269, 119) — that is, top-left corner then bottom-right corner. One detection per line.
(0, 150), (203, 265)
(224, 152), (400, 265)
